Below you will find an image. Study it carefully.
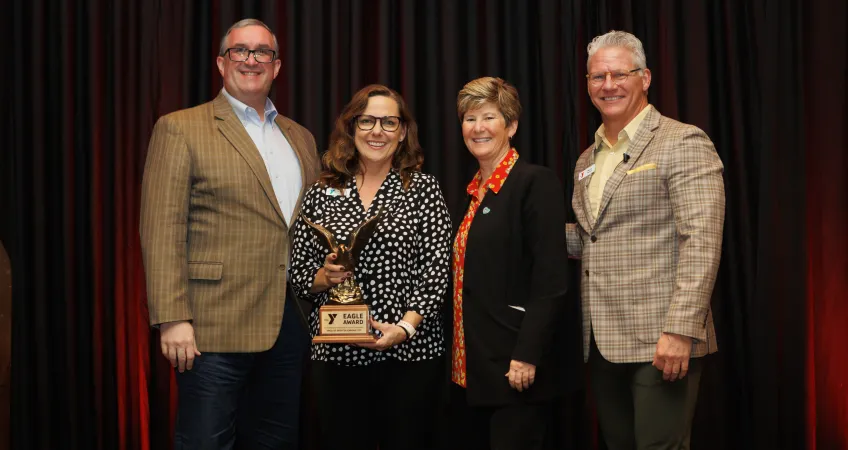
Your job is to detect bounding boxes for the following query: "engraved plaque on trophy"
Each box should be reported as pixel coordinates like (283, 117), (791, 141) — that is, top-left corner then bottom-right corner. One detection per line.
(300, 208), (383, 343)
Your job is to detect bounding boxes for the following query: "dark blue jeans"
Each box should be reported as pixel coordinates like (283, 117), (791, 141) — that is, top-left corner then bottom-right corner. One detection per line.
(174, 298), (309, 450)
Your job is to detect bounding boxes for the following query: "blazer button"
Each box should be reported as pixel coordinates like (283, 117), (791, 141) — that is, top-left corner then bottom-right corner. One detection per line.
(590, 235), (597, 243)
(584, 270), (589, 277)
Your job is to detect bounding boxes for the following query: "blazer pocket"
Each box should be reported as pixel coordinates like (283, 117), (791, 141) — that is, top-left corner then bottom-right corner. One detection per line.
(188, 261), (223, 281)
(626, 163), (657, 175)
(629, 276), (673, 344)
(500, 304), (525, 332)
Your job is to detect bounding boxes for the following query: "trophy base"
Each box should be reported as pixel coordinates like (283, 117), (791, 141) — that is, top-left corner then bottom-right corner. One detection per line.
(312, 303), (377, 344)
(312, 334), (378, 344)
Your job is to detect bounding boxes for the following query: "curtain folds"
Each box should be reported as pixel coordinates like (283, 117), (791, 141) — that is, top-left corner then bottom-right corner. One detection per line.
(4, 1), (845, 449)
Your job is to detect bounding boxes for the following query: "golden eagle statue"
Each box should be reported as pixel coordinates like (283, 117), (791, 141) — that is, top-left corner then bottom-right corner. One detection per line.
(299, 207), (384, 304)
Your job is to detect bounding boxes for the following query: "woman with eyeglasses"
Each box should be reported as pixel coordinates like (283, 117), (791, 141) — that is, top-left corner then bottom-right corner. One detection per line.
(447, 77), (578, 449)
(289, 84), (451, 450)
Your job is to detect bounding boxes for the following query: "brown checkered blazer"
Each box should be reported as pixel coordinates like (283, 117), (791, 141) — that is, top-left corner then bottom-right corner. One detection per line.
(140, 93), (321, 352)
(566, 106), (725, 363)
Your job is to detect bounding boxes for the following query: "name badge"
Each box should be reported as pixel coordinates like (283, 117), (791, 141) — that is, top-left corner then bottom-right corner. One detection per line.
(578, 164), (596, 181)
(325, 187), (351, 197)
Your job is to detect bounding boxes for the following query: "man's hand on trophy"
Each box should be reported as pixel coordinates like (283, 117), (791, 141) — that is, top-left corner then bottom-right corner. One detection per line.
(310, 253), (352, 293)
(356, 318), (407, 351)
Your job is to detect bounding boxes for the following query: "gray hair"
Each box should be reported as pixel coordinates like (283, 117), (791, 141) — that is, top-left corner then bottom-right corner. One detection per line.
(218, 19), (279, 57)
(586, 30), (647, 71)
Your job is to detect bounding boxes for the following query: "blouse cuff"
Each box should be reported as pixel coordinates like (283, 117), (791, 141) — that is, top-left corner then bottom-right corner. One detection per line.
(293, 264), (323, 302)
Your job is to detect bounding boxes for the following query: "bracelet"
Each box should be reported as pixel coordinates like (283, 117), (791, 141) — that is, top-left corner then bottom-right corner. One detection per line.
(397, 320), (417, 340)
(398, 324), (410, 340)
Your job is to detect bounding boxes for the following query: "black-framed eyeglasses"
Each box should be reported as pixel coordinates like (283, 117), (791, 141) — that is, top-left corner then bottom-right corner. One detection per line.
(353, 115), (402, 132)
(586, 68), (642, 86)
(224, 47), (277, 63)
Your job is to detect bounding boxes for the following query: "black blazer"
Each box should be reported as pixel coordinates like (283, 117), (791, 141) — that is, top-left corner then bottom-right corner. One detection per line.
(448, 159), (580, 406)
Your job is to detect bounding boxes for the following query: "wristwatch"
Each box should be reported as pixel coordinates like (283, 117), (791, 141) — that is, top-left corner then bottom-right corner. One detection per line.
(396, 320), (417, 340)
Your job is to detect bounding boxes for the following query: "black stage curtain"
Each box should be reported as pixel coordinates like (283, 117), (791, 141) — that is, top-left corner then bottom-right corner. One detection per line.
(3, 1), (846, 449)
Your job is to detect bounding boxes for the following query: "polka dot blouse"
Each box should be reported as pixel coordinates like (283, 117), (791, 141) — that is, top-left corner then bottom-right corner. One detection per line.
(290, 170), (452, 366)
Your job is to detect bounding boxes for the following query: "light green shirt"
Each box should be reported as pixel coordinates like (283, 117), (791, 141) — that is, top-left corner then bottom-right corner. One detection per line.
(588, 104), (652, 219)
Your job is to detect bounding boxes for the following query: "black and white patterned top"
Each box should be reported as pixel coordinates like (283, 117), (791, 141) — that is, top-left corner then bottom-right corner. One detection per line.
(290, 170), (452, 366)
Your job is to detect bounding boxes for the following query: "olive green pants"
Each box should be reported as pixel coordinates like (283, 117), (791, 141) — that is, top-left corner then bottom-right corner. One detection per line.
(589, 336), (703, 450)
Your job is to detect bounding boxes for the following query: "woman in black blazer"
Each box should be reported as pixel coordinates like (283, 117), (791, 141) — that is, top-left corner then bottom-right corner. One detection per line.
(447, 77), (578, 449)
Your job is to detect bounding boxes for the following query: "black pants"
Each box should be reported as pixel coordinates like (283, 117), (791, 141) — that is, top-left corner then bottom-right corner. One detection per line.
(589, 334), (703, 450)
(310, 356), (445, 450)
(447, 383), (553, 450)
(174, 298), (309, 450)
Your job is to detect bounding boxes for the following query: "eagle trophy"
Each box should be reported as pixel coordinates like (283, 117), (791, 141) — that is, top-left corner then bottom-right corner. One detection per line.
(300, 207), (384, 305)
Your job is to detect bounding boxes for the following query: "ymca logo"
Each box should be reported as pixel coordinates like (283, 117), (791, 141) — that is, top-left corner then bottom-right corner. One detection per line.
(328, 313), (337, 325)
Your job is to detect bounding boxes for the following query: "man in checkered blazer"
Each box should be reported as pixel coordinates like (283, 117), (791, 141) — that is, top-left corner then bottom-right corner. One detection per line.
(140, 19), (321, 449)
(566, 31), (725, 449)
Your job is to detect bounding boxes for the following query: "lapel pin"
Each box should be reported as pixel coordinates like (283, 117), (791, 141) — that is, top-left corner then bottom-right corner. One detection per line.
(482, 207), (491, 215)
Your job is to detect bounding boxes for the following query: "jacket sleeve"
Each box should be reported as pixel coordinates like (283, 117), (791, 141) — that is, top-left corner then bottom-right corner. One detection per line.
(566, 155), (588, 259)
(663, 127), (725, 340)
(565, 223), (584, 259)
(140, 115), (193, 326)
(512, 168), (570, 366)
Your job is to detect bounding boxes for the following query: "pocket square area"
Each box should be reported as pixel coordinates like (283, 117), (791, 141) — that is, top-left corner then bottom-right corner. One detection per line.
(626, 163), (657, 175)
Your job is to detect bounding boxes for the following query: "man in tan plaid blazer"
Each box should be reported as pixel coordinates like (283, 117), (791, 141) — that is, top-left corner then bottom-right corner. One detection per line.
(140, 19), (320, 449)
(566, 31), (725, 450)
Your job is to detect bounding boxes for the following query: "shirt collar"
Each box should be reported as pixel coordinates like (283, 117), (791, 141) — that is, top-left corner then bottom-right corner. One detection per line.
(221, 88), (278, 125)
(466, 148), (520, 196)
(347, 168), (402, 189)
(593, 104), (653, 151)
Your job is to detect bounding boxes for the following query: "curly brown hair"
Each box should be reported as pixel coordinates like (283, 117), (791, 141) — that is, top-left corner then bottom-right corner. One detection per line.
(320, 85), (423, 191)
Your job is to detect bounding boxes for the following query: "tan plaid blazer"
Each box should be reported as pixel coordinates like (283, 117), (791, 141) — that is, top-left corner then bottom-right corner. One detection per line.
(566, 106), (725, 363)
(140, 93), (321, 352)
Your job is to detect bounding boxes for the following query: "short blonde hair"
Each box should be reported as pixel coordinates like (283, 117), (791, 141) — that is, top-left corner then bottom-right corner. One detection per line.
(456, 77), (521, 127)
